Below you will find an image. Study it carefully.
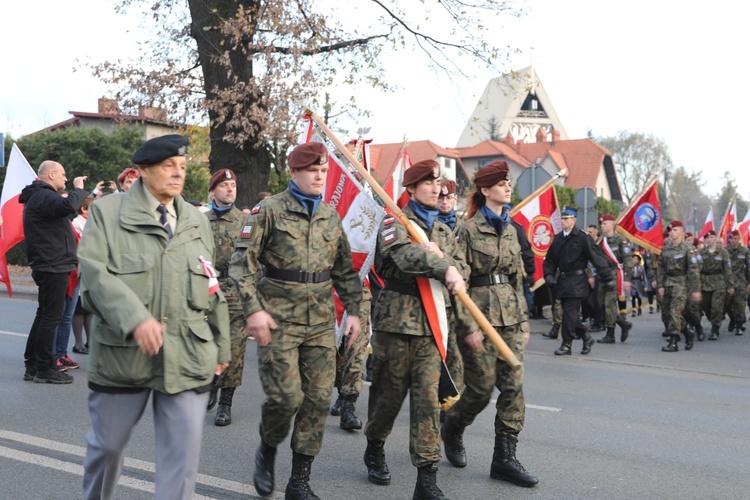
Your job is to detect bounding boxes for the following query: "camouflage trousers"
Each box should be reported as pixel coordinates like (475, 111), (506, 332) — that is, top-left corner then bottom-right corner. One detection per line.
(446, 323), (525, 436)
(258, 321), (336, 456)
(364, 331), (442, 467)
(727, 284), (748, 327)
(335, 299), (371, 397)
(683, 297), (702, 328)
(701, 289), (727, 327)
(662, 285), (688, 335)
(552, 299), (563, 324)
(445, 308), (464, 393)
(598, 287), (621, 328)
(216, 281), (250, 389)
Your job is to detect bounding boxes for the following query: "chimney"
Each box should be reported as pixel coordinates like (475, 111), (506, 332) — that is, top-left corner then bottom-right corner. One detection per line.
(139, 106), (168, 122)
(551, 129), (561, 143)
(98, 98), (120, 116)
(502, 133), (515, 145)
(535, 127), (547, 143)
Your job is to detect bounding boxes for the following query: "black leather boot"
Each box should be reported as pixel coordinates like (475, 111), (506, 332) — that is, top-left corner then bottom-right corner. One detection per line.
(490, 434), (538, 487)
(683, 328), (694, 351)
(207, 379), (219, 411)
(709, 325), (719, 340)
(580, 332), (595, 355)
(616, 318), (633, 342)
(254, 439), (277, 497)
(340, 395), (362, 430)
(554, 339), (572, 355)
(285, 452), (320, 500)
(364, 439), (391, 485)
(597, 328), (616, 344)
(413, 462), (448, 500)
(696, 323), (705, 341)
(662, 335), (679, 352)
(542, 323), (560, 339)
(330, 394), (342, 416)
(441, 418), (467, 468)
(215, 387), (235, 426)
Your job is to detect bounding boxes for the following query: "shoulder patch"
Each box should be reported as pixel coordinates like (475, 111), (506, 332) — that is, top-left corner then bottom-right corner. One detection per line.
(251, 205), (261, 214)
(384, 233), (395, 245)
(384, 216), (395, 226)
(241, 225), (253, 239)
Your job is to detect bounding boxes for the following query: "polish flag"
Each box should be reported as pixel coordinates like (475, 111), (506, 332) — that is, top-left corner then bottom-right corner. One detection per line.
(740, 210), (750, 246)
(382, 148), (411, 210)
(718, 201), (737, 244)
(697, 208), (714, 242)
(0, 144), (38, 296)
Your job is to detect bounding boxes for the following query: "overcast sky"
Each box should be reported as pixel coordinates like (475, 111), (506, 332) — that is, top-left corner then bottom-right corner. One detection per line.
(2, 0), (749, 203)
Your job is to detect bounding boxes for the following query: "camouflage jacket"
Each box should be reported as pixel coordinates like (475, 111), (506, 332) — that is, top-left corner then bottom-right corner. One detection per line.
(229, 189), (362, 326)
(656, 241), (701, 293)
(600, 233), (634, 282)
(726, 244), (750, 286)
(698, 246), (732, 291)
(205, 205), (246, 280)
(455, 210), (527, 332)
(371, 205), (477, 337)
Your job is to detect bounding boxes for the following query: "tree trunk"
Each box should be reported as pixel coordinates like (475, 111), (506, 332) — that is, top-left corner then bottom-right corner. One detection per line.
(188, 0), (272, 209)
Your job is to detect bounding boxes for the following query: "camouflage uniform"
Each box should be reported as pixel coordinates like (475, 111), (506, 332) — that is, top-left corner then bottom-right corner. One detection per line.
(598, 233), (633, 327)
(447, 210), (528, 436)
(335, 284), (371, 397)
(656, 241), (700, 347)
(206, 206), (250, 388)
(364, 206), (476, 467)
(230, 189), (362, 456)
(726, 243), (750, 331)
(698, 245), (732, 330)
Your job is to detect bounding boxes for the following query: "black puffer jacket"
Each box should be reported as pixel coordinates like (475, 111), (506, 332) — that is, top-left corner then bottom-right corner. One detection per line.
(19, 180), (89, 273)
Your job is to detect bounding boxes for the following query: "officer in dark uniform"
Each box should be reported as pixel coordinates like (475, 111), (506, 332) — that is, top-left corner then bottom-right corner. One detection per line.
(542, 207), (614, 355)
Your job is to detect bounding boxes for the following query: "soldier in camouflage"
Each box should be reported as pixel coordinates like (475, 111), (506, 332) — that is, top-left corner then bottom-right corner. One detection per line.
(442, 161), (538, 488)
(656, 221), (701, 352)
(595, 215), (634, 344)
(230, 142), (362, 499)
(726, 230), (750, 335)
(204, 169), (250, 427)
(698, 230), (734, 340)
(363, 160), (475, 500)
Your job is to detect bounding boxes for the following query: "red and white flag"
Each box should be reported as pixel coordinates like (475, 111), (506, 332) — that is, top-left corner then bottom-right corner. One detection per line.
(615, 177), (664, 254)
(0, 144), (38, 296)
(382, 148), (411, 210)
(511, 185), (562, 288)
(601, 237), (626, 295)
(718, 201), (737, 243)
(739, 209), (750, 246)
(697, 208), (714, 242)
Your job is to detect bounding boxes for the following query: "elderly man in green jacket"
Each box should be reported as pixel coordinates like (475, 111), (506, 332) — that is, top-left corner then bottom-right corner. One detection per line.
(78, 134), (230, 500)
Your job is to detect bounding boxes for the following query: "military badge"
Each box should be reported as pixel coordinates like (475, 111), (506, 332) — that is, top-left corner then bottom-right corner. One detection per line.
(241, 225), (253, 239)
(441, 185), (448, 195)
(384, 216), (395, 226)
(319, 153), (328, 165)
(251, 205), (261, 215)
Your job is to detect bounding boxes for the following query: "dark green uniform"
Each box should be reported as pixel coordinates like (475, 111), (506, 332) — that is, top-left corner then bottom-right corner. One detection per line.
(206, 206), (249, 388)
(230, 190), (362, 456)
(698, 245), (732, 331)
(726, 243), (750, 332)
(656, 241), (700, 348)
(364, 207), (476, 467)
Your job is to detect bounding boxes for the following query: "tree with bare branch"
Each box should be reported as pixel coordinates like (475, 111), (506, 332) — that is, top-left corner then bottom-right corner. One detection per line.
(90, 0), (523, 206)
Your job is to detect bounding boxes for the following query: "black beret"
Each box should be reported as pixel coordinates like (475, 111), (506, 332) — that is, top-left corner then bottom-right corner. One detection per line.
(131, 134), (189, 165)
(402, 159), (440, 187)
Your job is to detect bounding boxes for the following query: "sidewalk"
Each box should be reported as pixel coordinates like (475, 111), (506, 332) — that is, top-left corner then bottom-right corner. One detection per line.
(1, 265), (38, 300)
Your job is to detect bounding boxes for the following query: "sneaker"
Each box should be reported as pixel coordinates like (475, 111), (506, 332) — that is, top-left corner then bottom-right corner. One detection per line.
(72, 344), (89, 354)
(23, 367), (37, 381)
(58, 355), (80, 370)
(34, 368), (74, 384)
(55, 359), (69, 372)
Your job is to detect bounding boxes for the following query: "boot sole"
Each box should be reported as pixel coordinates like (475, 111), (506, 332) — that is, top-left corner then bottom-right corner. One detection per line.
(490, 470), (539, 487)
(367, 474), (391, 486)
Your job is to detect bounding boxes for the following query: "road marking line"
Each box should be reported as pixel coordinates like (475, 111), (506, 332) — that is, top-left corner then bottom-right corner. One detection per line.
(0, 430), (279, 498)
(0, 329), (26, 338)
(488, 401), (562, 412)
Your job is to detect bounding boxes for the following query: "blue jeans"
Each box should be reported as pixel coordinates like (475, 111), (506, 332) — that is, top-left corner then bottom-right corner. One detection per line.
(54, 282), (79, 357)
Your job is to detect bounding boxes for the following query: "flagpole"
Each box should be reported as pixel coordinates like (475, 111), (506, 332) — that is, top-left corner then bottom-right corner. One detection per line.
(305, 109), (521, 369)
(510, 168), (568, 217)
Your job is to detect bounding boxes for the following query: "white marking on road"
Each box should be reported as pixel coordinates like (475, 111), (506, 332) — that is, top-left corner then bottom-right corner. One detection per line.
(0, 329), (26, 338)
(489, 400), (562, 412)
(0, 430), (282, 499)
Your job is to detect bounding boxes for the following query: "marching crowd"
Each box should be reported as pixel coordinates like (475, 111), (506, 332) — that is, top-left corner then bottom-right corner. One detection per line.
(14, 133), (750, 500)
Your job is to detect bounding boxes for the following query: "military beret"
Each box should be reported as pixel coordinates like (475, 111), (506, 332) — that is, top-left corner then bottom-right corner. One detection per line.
(474, 161), (510, 187)
(560, 206), (578, 218)
(599, 214), (615, 223)
(685, 232), (693, 239)
(667, 220), (683, 230)
(209, 168), (237, 191)
(288, 142), (328, 170)
(730, 229), (741, 237)
(117, 167), (139, 186)
(440, 180), (457, 196)
(704, 229), (716, 237)
(402, 159), (440, 187)
(693, 238), (700, 246)
(131, 134), (189, 165)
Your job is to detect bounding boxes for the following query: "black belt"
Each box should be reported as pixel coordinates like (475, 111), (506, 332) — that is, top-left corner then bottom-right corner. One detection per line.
(559, 270), (585, 279)
(470, 273), (510, 287)
(264, 265), (331, 283)
(700, 271), (721, 276)
(218, 269), (230, 279)
(384, 280), (420, 297)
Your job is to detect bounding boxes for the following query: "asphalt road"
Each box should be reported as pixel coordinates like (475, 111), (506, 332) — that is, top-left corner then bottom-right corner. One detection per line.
(2, 296), (750, 499)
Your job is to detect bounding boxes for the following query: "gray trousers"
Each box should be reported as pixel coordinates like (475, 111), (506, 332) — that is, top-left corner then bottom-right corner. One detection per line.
(82, 388), (209, 500)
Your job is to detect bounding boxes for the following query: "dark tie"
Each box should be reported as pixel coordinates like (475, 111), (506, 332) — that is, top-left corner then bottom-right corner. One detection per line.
(157, 204), (173, 239)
